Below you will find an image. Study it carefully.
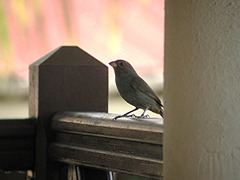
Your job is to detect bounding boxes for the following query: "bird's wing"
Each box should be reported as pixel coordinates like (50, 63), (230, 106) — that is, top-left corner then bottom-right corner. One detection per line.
(130, 76), (163, 107)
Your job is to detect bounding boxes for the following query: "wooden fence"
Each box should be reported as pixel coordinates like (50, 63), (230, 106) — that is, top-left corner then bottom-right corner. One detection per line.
(0, 46), (163, 180)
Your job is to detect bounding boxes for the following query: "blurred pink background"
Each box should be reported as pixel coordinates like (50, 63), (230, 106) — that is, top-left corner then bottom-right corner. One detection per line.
(0, 0), (164, 84)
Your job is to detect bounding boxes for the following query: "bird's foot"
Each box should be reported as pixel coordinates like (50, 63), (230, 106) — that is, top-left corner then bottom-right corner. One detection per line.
(131, 114), (150, 119)
(112, 114), (149, 120)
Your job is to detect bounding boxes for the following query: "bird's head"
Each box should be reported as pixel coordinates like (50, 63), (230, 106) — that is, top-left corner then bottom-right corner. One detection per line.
(109, 60), (137, 77)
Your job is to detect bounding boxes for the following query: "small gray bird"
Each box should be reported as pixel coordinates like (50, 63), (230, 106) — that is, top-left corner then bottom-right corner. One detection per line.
(109, 60), (163, 120)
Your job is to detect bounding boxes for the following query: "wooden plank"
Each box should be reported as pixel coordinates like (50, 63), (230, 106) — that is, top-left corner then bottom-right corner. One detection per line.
(0, 150), (34, 170)
(51, 112), (163, 179)
(0, 119), (35, 170)
(0, 119), (35, 137)
(50, 143), (163, 180)
(55, 132), (162, 160)
(0, 137), (34, 151)
(52, 112), (163, 144)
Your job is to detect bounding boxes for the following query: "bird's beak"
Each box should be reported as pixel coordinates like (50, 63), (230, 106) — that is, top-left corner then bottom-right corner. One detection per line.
(109, 61), (117, 68)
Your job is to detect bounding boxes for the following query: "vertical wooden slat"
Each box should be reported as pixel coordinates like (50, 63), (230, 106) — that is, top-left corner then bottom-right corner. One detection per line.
(29, 46), (108, 180)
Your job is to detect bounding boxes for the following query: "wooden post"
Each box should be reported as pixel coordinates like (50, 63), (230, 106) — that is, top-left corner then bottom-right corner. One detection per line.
(29, 46), (108, 180)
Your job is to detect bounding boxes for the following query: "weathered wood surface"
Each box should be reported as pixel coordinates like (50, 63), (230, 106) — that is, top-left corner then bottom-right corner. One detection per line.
(0, 118), (35, 170)
(51, 112), (164, 179)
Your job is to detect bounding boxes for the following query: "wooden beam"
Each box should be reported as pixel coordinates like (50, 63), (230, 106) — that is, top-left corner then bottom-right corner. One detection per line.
(50, 112), (163, 179)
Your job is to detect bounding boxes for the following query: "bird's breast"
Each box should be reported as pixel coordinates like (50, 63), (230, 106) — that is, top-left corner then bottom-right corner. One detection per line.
(116, 77), (158, 109)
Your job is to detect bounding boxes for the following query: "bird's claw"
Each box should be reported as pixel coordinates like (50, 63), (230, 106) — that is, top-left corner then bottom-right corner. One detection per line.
(131, 114), (150, 119)
(112, 116), (120, 121)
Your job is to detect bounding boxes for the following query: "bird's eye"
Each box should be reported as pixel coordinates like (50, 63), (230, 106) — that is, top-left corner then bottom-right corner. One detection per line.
(120, 62), (124, 66)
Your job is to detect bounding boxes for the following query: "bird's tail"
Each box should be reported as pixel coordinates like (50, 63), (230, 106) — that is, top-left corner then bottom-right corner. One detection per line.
(151, 106), (164, 118)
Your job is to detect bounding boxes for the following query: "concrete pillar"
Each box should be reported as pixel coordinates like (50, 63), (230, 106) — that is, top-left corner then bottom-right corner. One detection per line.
(164, 1), (240, 180)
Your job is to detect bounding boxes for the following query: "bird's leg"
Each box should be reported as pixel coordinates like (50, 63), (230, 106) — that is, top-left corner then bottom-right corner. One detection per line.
(113, 107), (139, 120)
(132, 107), (150, 118)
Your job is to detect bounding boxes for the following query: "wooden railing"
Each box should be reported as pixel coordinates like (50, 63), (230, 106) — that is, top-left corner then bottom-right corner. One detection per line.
(0, 46), (163, 180)
(50, 112), (163, 179)
(0, 118), (35, 171)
